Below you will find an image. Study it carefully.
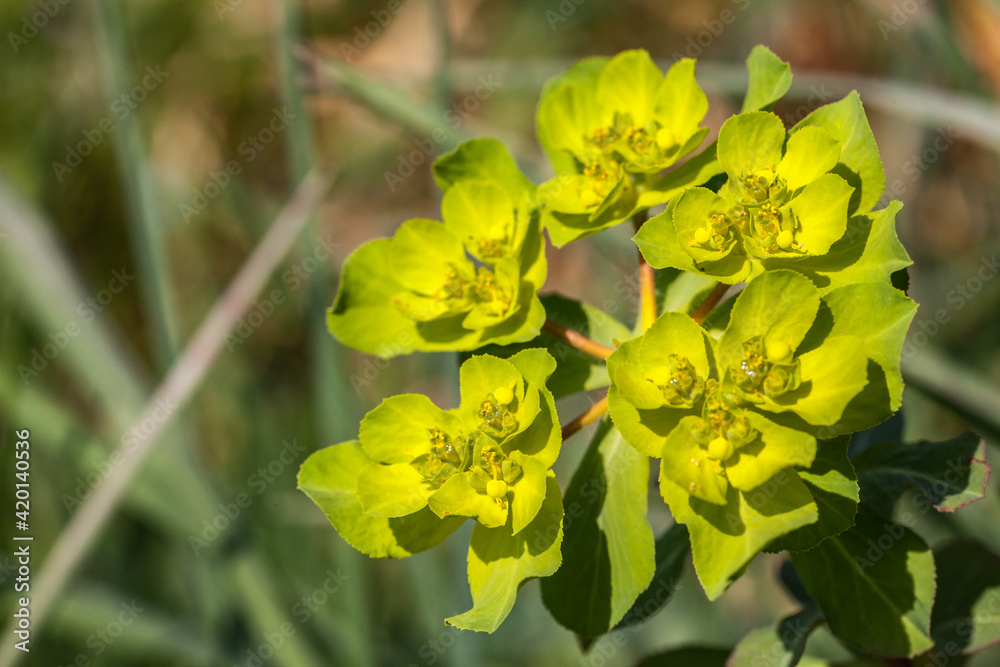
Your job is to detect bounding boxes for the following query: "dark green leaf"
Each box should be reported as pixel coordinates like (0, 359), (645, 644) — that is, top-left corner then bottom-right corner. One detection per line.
(790, 505), (935, 657)
(853, 433), (990, 518)
(633, 646), (731, 667)
(766, 436), (859, 553)
(615, 523), (689, 630)
(928, 539), (1000, 656)
(727, 604), (824, 667)
(540, 419), (655, 636)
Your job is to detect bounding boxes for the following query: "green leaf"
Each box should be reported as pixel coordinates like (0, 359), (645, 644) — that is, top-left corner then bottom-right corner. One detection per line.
(717, 270), (820, 373)
(774, 202), (911, 294)
(718, 111), (785, 178)
(663, 467), (818, 600)
(810, 283), (916, 414)
(458, 354), (539, 444)
(390, 218), (469, 293)
(441, 180), (523, 264)
(776, 126), (841, 192)
(505, 349), (562, 468)
(356, 461), (435, 517)
(446, 473), (564, 632)
(540, 419), (655, 636)
(766, 437), (859, 553)
(672, 187), (739, 264)
(929, 539), (1000, 655)
(779, 173), (853, 258)
(790, 505), (936, 657)
(766, 336), (868, 426)
(793, 92), (884, 215)
(655, 58), (709, 144)
(725, 412), (817, 492)
(359, 393), (466, 464)
(727, 604), (824, 667)
(634, 201), (701, 274)
(607, 312), (715, 458)
(468, 294), (631, 399)
(327, 239), (423, 357)
(741, 45), (792, 113)
(298, 442), (463, 558)
(852, 433), (990, 517)
(433, 138), (535, 204)
(597, 49), (664, 127)
(634, 646), (732, 667)
(660, 417), (730, 505)
(508, 452), (549, 534)
(536, 57), (608, 174)
(428, 470), (507, 528)
(615, 523), (689, 630)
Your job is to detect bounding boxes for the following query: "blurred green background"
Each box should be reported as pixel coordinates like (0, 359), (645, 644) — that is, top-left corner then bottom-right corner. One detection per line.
(1, 0), (1000, 665)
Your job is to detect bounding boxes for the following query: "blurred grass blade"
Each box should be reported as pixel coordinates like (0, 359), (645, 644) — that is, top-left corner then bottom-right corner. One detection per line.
(230, 554), (327, 667)
(0, 169), (333, 667)
(903, 349), (1000, 445)
(92, 0), (178, 367)
(301, 47), (463, 148)
(273, 1), (373, 663)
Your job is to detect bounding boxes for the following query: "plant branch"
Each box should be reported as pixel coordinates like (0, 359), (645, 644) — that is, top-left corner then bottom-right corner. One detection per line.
(561, 395), (610, 441)
(691, 282), (730, 325)
(632, 211), (657, 331)
(543, 318), (614, 359)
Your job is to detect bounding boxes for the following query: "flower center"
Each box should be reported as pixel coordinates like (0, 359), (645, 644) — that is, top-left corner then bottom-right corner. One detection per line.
(412, 428), (471, 487)
(479, 386), (519, 438)
(730, 336), (801, 398)
(646, 354), (705, 408)
(691, 379), (758, 461)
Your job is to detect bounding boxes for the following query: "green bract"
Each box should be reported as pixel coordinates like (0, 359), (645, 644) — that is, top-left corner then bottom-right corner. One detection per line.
(328, 144), (545, 356)
(303, 47), (963, 656)
(536, 50), (710, 245)
(607, 271), (890, 596)
(635, 92), (892, 290)
(299, 349), (563, 631)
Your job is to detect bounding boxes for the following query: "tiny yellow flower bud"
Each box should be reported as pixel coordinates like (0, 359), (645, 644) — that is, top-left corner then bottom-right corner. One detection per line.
(708, 437), (733, 461)
(776, 229), (794, 249)
(487, 479), (509, 499)
(766, 339), (792, 362)
(494, 384), (514, 406)
(655, 128), (677, 151)
(694, 228), (711, 245)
